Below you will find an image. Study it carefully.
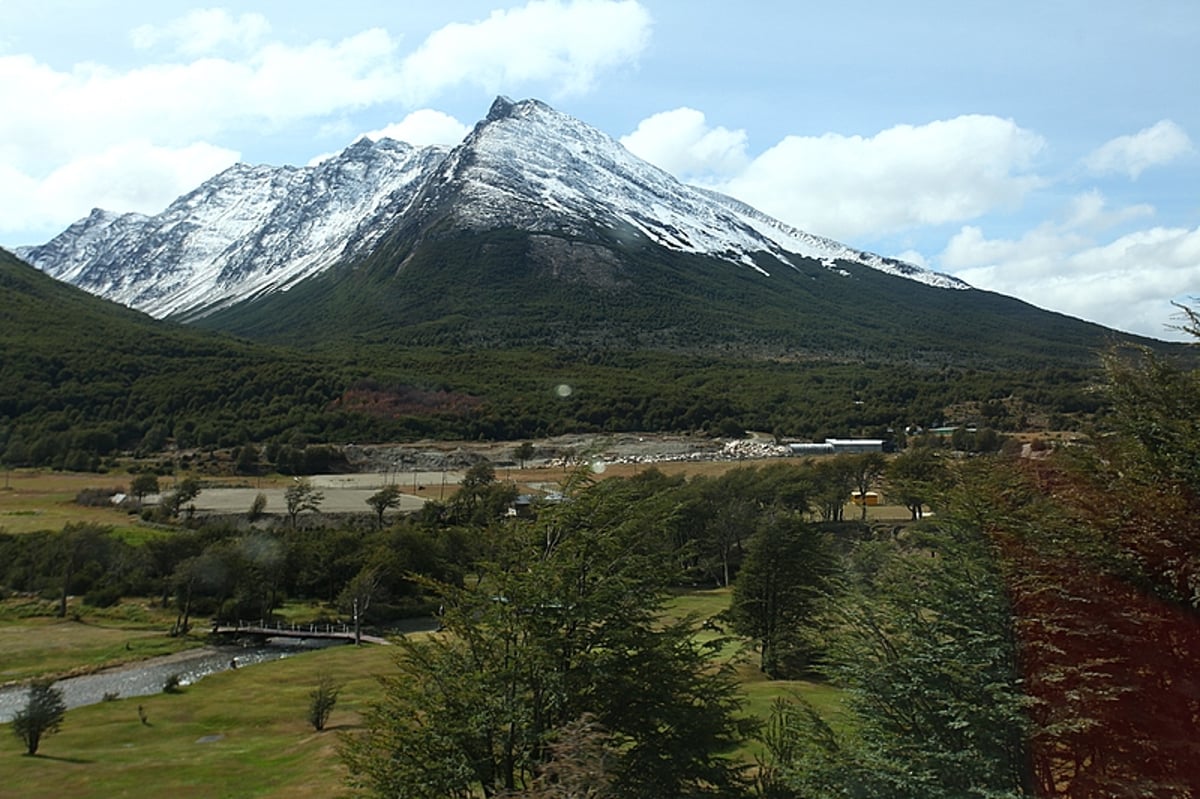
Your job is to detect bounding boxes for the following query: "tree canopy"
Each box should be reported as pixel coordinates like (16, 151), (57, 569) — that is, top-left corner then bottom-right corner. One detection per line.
(342, 471), (753, 798)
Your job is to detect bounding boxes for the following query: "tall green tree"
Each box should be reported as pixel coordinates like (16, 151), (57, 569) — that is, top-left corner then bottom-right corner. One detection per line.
(824, 529), (1030, 797)
(129, 473), (159, 505)
(55, 522), (108, 618)
(887, 446), (949, 520)
(729, 513), (835, 678)
(338, 565), (382, 645)
(342, 473), (752, 799)
(810, 457), (855, 522)
(848, 452), (887, 521)
(514, 441), (535, 469)
(162, 476), (202, 519)
(448, 462), (518, 526)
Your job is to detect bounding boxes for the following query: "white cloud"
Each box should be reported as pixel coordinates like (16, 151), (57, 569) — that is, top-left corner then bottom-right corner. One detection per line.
(131, 9), (271, 56)
(702, 115), (1046, 241)
(941, 197), (1200, 340)
(1064, 188), (1154, 231)
(309, 109), (471, 165)
(0, 141), (238, 244)
(0, 33), (403, 172)
(620, 108), (748, 179)
(364, 109), (470, 147)
(397, 0), (651, 103)
(1085, 120), (1194, 179)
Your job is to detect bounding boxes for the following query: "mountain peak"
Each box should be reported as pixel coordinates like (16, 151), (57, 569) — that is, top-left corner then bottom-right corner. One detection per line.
(486, 95), (518, 121)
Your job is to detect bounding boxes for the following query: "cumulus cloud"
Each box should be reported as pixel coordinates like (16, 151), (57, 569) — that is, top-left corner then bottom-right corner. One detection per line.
(0, 33), (403, 170)
(941, 194), (1200, 339)
(0, 141), (238, 245)
(309, 109), (472, 165)
(1063, 188), (1154, 231)
(688, 115), (1048, 242)
(131, 9), (271, 56)
(894, 249), (930, 269)
(397, 0), (651, 103)
(620, 108), (748, 180)
(364, 109), (471, 147)
(1085, 120), (1193, 179)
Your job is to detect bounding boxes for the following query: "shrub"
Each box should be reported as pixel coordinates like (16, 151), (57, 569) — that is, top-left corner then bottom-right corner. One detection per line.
(82, 584), (123, 608)
(74, 487), (122, 507)
(308, 673), (341, 731)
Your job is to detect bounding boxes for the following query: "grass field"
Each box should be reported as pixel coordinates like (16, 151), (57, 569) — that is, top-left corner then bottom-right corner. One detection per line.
(0, 470), (144, 535)
(3, 642), (391, 799)
(0, 599), (203, 685)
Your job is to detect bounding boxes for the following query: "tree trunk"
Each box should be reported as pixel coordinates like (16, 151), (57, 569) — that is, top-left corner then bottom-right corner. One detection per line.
(58, 562), (74, 618)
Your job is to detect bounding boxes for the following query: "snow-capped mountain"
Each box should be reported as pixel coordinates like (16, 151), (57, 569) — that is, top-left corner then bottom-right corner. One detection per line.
(19, 96), (967, 320)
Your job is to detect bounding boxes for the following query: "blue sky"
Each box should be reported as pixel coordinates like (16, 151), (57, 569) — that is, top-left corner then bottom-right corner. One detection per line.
(2, 1), (1197, 340)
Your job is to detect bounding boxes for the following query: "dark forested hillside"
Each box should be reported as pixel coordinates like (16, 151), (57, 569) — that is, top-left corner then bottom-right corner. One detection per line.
(0, 245), (1125, 470)
(0, 249), (374, 468)
(195, 227), (1155, 369)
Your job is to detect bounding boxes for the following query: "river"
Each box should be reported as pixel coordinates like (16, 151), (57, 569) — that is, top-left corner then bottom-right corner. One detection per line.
(0, 638), (343, 723)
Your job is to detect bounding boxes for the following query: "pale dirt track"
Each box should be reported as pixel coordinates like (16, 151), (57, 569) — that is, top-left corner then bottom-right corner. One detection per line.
(187, 471), (458, 515)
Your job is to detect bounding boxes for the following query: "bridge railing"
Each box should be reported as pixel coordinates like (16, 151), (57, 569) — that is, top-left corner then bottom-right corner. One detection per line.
(224, 619), (354, 635)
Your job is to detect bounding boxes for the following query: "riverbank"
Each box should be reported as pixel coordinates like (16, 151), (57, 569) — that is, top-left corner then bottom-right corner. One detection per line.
(0, 599), (207, 688)
(0, 640), (340, 723)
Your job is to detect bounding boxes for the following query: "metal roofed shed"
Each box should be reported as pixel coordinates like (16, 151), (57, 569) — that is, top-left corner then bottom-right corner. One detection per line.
(789, 439), (885, 456)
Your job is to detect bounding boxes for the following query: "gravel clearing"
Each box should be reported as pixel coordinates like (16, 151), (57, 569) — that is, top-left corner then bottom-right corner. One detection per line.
(180, 433), (788, 518)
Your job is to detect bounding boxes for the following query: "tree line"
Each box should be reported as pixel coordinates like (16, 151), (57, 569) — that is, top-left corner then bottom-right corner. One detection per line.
(1, 336), (1102, 472)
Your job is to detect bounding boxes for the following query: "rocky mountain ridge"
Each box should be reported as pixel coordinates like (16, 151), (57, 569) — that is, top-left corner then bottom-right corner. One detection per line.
(19, 96), (965, 321)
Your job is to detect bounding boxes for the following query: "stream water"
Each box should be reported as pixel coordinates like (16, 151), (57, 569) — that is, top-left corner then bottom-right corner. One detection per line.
(0, 637), (343, 723)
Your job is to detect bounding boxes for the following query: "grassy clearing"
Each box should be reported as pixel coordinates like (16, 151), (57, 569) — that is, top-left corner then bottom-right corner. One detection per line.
(0, 599), (201, 685)
(663, 586), (850, 769)
(0, 469), (145, 535)
(3, 642), (394, 799)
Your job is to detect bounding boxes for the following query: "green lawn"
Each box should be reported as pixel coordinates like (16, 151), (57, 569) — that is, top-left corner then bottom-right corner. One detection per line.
(4, 643), (394, 799)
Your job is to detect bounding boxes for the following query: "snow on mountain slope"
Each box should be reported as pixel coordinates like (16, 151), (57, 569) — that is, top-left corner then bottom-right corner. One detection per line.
(19, 139), (448, 318)
(18, 97), (966, 320)
(436, 98), (967, 289)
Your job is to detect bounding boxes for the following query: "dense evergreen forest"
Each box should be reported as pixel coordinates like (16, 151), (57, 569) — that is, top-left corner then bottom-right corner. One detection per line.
(3, 313), (1198, 796)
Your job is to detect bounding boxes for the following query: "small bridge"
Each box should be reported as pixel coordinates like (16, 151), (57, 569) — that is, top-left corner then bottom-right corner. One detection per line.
(210, 620), (391, 646)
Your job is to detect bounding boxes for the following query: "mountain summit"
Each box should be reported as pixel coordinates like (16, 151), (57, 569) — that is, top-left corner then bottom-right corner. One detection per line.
(19, 97), (964, 323)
